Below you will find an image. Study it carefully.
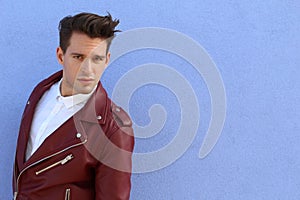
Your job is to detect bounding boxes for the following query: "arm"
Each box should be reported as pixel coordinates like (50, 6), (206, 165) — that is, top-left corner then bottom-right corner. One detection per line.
(95, 126), (134, 200)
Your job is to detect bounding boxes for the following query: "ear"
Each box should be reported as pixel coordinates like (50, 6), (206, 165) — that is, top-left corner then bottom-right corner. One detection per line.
(105, 52), (111, 68)
(56, 47), (64, 65)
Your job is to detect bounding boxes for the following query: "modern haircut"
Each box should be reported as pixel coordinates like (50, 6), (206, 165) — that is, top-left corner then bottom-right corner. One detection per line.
(58, 12), (120, 54)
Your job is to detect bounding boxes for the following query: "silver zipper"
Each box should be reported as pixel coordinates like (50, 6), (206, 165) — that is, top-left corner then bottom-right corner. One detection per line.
(13, 162), (17, 200)
(13, 192), (17, 200)
(65, 188), (71, 200)
(14, 138), (87, 199)
(35, 154), (73, 175)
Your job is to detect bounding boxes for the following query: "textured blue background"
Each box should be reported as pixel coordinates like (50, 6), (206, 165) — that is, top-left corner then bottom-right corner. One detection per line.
(1, 0), (300, 199)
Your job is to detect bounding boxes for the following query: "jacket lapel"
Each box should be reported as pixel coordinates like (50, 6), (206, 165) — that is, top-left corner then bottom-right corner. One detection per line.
(22, 116), (87, 170)
(16, 71), (63, 171)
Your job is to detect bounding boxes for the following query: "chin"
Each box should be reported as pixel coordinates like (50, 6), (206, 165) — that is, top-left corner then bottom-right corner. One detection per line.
(73, 86), (93, 95)
(74, 81), (96, 92)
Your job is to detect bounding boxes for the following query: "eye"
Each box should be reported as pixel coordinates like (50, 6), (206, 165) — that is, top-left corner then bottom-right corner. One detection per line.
(92, 56), (104, 63)
(72, 55), (83, 60)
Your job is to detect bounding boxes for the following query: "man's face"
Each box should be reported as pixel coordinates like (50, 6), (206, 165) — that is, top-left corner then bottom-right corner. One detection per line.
(56, 32), (110, 96)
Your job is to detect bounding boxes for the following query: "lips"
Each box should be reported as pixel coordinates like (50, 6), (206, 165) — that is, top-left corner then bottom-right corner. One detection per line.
(77, 78), (94, 84)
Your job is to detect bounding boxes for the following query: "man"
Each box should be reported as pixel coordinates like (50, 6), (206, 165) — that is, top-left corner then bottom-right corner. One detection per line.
(13, 12), (134, 200)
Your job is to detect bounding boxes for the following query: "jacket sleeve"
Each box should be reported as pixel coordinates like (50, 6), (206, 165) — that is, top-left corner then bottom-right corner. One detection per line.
(94, 125), (134, 200)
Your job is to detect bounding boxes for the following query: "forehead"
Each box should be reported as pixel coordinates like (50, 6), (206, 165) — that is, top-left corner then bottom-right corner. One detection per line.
(67, 32), (107, 54)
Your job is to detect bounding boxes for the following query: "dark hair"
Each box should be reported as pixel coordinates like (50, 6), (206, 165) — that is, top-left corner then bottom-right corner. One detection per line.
(58, 12), (120, 53)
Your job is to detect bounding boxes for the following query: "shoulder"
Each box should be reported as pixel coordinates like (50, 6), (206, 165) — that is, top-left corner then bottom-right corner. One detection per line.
(110, 102), (132, 127)
(108, 102), (134, 152)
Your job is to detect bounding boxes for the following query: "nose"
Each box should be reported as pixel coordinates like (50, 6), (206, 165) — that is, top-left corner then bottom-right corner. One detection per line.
(80, 58), (93, 73)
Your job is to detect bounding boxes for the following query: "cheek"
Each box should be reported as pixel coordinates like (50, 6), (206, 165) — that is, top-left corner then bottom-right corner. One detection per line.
(64, 61), (81, 80)
(94, 64), (106, 76)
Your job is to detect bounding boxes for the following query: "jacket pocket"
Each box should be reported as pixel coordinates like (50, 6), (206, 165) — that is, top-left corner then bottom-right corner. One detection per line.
(65, 188), (71, 200)
(35, 154), (74, 175)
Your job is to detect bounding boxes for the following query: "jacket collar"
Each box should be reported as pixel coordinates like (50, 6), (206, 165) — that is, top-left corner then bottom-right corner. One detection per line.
(75, 80), (109, 125)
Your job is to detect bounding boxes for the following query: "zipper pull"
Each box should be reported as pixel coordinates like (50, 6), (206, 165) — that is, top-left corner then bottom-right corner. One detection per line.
(61, 154), (73, 165)
(35, 154), (74, 175)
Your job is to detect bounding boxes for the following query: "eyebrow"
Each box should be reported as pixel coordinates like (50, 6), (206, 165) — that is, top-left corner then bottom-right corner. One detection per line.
(93, 55), (106, 59)
(70, 52), (106, 58)
(70, 52), (84, 56)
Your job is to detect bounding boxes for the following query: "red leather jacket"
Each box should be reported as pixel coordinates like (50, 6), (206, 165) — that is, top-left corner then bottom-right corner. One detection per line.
(13, 71), (134, 200)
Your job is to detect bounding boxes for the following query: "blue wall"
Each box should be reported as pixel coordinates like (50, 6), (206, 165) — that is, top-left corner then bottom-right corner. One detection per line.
(1, 0), (300, 199)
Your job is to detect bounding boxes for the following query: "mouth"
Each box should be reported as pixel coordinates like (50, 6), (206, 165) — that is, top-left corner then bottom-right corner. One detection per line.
(77, 78), (95, 84)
